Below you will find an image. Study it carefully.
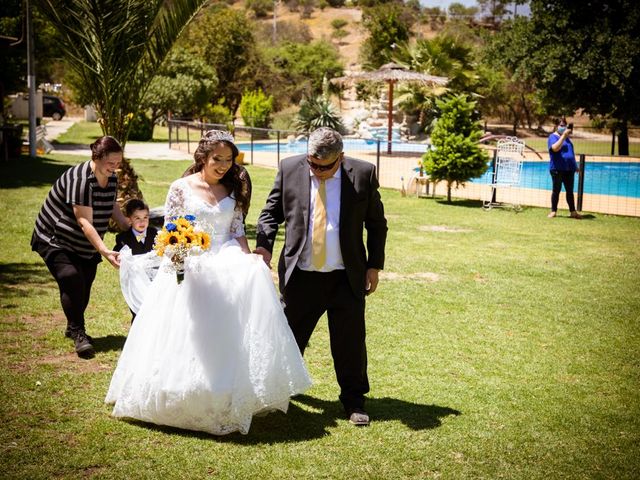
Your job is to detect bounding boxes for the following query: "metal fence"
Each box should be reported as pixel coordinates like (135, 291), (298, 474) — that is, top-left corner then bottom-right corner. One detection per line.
(168, 120), (640, 217)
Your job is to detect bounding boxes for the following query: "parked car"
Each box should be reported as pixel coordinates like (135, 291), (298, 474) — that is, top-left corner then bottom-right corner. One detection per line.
(43, 95), (66, 120)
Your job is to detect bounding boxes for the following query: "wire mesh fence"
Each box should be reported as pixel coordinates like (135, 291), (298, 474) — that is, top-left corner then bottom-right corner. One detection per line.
(168, 120), (640, 217)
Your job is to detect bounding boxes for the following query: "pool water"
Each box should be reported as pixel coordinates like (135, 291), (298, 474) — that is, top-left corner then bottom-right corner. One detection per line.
(237, 139), (431, 154)
(473, 161), (640, 198)
(237, 141), (639, 199)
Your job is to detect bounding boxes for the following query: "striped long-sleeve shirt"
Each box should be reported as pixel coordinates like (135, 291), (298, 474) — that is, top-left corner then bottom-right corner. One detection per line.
(32, 161), (118, 259)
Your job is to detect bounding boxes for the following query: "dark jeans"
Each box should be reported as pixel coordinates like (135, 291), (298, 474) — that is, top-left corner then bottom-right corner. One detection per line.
(550, 169), (577, 212)
(283, 268), (369, 412)
(41, 248), (99, 334)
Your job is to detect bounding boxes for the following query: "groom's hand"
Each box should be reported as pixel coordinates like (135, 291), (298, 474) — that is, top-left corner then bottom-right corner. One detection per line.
(253, 247), (272, 269)
(365, 268), (380, 296)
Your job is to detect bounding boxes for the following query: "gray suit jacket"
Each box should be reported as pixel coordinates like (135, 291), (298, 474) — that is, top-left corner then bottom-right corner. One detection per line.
(256, 154), (387, 299)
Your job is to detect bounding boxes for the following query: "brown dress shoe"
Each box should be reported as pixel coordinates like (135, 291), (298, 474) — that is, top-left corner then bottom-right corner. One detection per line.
(348, 409), (370, 426)
(570, 211), (583, 219)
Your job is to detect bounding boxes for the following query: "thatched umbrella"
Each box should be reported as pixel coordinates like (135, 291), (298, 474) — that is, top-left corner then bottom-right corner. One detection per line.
(332, 63), (448, 153)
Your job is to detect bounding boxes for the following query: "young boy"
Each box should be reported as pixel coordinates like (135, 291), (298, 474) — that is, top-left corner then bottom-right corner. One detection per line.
(114, 199), (157, 255)
(114, 199), (158, 321)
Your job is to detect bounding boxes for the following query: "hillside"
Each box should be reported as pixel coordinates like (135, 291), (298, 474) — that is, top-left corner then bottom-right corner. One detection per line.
(253, 5), (436, 71)
(254, 5), (365, 69)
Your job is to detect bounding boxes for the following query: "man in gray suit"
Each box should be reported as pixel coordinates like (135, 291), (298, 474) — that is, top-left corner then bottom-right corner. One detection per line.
(255, 127), (387, 426)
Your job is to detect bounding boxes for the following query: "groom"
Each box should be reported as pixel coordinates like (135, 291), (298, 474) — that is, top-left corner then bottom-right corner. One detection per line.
(255, 127), (387, 426)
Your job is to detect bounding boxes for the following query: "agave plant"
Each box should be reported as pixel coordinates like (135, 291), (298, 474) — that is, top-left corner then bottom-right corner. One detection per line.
(34, 0), (207, 201)
(295, 95), (345, 134)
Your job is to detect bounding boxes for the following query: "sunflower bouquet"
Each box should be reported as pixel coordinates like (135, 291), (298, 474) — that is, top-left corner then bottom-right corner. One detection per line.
(154, 214), (211, 284)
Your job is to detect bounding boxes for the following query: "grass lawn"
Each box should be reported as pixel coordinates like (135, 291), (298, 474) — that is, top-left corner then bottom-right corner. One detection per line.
(1, 153), (639, 479)
(51, 121), (170, 145)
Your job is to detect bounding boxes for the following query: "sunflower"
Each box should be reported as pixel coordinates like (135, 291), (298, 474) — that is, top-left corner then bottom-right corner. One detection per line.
(167, 231), (182, 245)
(182, 232), (196, 245)
(175, 217), (192, 230)
(200, 232), (211, 250)
(154, 231), (170, 256)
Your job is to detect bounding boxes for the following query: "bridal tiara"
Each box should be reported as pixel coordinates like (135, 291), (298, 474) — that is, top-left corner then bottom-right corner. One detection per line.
(202, 129), (235, 144)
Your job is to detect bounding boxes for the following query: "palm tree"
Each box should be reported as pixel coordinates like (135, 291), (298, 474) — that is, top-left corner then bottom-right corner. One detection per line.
(34, 0), (207, 201)
(295, 95), (346, 134)
(392, 36), (477, 131)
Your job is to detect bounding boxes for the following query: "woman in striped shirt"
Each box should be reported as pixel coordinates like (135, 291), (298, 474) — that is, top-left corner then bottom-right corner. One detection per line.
(31, 136), (130, 358)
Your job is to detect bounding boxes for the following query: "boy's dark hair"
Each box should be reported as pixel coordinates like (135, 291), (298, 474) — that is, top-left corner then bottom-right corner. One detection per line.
(124, 198), (149, 217)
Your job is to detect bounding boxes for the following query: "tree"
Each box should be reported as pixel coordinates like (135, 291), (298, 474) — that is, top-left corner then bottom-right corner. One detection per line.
(141, 47), (217, 129)
(360, 2), (414, 69)
(259, 40), (344, 108)
(393, 35), (478, 93)
(476, 50), (548, 131)
(493, 1), (640, 155)
(477, 0), (527, 27)
(448, 2), (478, 19)
(178, 5), (257, 114)
(245, 0), (273, 18)
(35, 0), (205, 146)
(423, 94), (488, 202)
(391, 34), (478, 132)
(1, 0), (65, 111)
(34, 0), (206, 203)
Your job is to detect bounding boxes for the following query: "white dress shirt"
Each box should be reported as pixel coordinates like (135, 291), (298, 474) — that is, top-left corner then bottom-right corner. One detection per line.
(298, 168), (344, 272)
(133, 228), (147, 242)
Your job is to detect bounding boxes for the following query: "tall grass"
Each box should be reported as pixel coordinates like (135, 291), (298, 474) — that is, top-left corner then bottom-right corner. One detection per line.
(1, 153), (639, 479)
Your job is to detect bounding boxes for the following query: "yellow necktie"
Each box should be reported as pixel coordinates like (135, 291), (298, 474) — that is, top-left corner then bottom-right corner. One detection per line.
(312, 179), (327, 269)
(136, 233), (145, 243)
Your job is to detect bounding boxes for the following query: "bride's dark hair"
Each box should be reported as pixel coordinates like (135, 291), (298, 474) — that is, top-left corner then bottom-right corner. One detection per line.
(182, 131), (251, 216)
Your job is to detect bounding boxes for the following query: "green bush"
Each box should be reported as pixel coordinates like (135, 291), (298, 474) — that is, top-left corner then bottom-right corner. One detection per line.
(245, 0), (273, 18)
(295, 95), (345, 134)
(202, 101), (233, 125)
(127, 112), (153, 141)
(330, 19), (348, 30)
(239, 89), (274, 129)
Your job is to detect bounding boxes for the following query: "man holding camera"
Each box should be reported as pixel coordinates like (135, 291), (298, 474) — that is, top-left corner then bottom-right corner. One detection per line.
(547, 118), (582, 219)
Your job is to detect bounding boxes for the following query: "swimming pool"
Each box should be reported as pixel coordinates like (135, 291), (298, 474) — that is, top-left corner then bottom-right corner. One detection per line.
(237, 139), (431, 154)
(473, 161), (640, 199)
(238, 141), (639, 199)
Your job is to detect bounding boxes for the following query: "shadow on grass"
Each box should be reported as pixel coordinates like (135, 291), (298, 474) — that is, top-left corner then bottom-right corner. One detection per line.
(0, 262), (55, 302)
(93, 335), (127, 353)
(0, 155), (71, 189)
(434, 198), (485, 209)
(117, 394), (460, 444)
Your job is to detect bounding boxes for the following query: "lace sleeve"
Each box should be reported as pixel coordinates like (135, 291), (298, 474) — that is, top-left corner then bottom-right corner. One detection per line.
(164, 180), (186, 221)
(230, 206), (245, 239)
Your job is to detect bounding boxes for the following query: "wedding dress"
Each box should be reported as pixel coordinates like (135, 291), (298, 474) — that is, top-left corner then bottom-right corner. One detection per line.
(105, 177), (312, 435)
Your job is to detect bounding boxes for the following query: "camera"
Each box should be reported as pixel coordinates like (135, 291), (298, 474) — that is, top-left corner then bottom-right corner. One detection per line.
(567, 122), (574, 130)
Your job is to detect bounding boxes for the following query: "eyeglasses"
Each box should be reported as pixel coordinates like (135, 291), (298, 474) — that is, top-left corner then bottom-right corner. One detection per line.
(307, 154), (341, 172)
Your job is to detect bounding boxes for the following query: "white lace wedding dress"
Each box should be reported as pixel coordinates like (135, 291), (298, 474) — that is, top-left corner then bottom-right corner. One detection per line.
(105, 177), (312, 435)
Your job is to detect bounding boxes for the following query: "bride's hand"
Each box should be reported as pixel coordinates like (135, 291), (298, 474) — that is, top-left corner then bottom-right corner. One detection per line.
(253, 247), (272, 269)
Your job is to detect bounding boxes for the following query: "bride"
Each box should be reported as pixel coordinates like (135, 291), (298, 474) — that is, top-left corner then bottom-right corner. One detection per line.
(105, 130), (311, 435)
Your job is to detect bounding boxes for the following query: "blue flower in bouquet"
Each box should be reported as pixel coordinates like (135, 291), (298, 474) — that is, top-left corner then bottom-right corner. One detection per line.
(184, 214), (196, 222)
(165, 222), (177, 232)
